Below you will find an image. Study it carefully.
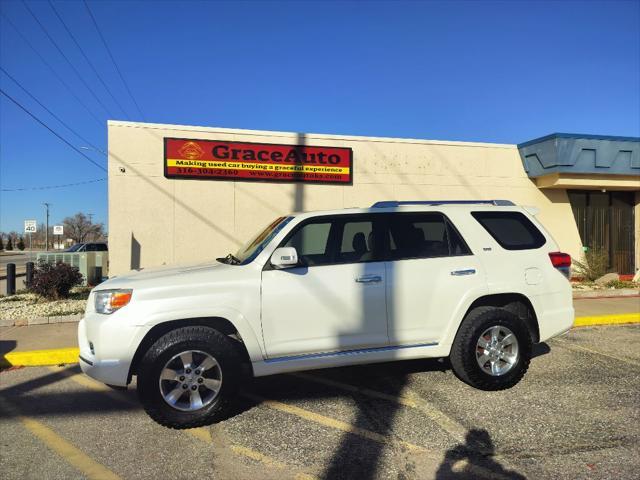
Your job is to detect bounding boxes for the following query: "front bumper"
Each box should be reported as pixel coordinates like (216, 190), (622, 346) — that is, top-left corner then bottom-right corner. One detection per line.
(78, 315), (150, 387)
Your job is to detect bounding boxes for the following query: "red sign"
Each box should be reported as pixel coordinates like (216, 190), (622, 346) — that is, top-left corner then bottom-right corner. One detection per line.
(164, 138), (353, 184)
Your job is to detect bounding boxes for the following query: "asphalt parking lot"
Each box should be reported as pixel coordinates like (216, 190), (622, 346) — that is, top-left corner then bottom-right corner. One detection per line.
(1, 324), (639, 480)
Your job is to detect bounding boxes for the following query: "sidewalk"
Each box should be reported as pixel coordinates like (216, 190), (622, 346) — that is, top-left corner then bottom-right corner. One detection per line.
(573, 296), (639, 317)
(1, 297), (638, 368)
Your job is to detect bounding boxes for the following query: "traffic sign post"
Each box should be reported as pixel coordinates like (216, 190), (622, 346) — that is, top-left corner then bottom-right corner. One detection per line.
(24, 220), (36, 261)
(53, 225), (63, 250)
(24, 220), (37, 234)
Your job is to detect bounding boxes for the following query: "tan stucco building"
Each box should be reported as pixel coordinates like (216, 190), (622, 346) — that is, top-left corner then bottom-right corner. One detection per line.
(108, 121), (639, 276)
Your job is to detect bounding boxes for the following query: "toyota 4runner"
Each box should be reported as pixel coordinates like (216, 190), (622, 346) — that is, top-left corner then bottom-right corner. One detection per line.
(79, 200), (574, 428)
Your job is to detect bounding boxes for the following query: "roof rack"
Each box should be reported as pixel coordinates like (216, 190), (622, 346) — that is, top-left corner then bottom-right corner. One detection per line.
(371, 200), (515, 208)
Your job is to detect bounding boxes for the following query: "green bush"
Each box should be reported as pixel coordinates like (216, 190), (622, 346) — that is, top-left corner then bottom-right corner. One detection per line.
(30, 261), (83, 300)
(572, 248), (610, 281)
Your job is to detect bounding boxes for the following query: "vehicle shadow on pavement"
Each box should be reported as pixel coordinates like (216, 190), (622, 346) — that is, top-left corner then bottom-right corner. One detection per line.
(0, 340), (17, 367)
(0, 347), (543, 480)
(0, 365), (141, 417)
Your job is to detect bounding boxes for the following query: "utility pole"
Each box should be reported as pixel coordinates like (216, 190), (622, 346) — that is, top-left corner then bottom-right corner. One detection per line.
(87, 213), (94, 241)
(43, 202), (51, 251)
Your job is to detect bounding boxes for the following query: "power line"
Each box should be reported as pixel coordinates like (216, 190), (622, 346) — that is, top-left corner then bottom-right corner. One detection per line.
(83, 0), (145, 121)
(0, 11), (103, 127)
(47, 0), (131, 120)
(0, 67), (107, 156)
(22, 0), (116, 119)
(1, 178), (105, 192)
(0, 88), (107, 172)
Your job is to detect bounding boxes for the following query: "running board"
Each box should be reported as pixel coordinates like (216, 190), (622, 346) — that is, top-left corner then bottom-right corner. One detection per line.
(265, 342), (439, 364)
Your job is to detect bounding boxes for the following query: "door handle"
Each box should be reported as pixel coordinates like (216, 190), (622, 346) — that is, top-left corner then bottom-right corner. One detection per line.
(355, 275), (382, 283)
(451, 269), (476, 276)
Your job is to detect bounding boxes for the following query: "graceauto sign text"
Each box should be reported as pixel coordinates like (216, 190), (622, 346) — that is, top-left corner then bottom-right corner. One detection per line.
(164, 138), (353, 184)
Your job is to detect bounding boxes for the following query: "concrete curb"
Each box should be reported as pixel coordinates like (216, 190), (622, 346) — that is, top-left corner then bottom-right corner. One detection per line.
(0, 313), (83, 328)
(1, 347), (79, 368)
(572, 312), (640, 327)
(2, 314), (638, 368)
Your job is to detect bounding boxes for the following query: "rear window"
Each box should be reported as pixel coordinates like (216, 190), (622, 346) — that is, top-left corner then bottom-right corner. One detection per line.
(472, 211), (546, 250)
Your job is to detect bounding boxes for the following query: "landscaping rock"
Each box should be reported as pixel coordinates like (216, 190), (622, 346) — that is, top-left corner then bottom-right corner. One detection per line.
(595, 272), (619, 285)
(0, 288), (89, 326)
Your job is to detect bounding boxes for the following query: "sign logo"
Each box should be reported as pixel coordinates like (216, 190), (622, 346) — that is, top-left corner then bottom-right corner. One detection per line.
(178, 141), (205, 160)
(165, 138), (353, 185)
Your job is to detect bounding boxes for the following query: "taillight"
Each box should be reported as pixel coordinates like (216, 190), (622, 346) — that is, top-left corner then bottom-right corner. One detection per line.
(549, 252), (571, 279)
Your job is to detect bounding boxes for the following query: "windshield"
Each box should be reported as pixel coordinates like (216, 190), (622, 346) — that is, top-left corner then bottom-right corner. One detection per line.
(64, 244), (83, 252)
(233, 216), (293, 265)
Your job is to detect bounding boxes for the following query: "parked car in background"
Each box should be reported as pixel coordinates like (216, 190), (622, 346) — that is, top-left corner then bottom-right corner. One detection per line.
(64, 242), (108, 252)
(79, 200), (573, 429)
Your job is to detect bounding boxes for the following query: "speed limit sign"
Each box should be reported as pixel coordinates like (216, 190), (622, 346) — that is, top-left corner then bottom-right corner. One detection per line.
(24, 220), (37, 233)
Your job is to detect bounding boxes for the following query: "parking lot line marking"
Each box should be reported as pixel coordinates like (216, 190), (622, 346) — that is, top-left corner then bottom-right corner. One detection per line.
(574, 312), (640, 327)
(291, 373), (467, 442)
(553, 339), (640, 367)
(1, 347), (79, 368)
(0, 397), (122, 480)
(49, 367), (316, 480)
(246, 393), (429, 453)
(229, 445), (316, 480)
(247, 394), (518, 480)
(400, 389), (468, 441)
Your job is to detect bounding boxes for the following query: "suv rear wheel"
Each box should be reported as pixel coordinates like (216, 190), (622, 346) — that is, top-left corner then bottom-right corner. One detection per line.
(450, 307), (532, 390)
(137, 326), (241, 428)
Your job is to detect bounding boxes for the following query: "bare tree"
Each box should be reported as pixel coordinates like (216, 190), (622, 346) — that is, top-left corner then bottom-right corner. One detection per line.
(62, 213), (105, 244)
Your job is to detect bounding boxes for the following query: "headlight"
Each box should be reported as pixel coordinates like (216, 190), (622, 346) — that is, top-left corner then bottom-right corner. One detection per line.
(94, 289), (133, 314)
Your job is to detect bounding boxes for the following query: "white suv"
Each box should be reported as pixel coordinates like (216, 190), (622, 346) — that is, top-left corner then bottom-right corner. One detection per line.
(79, 200), (574, 428)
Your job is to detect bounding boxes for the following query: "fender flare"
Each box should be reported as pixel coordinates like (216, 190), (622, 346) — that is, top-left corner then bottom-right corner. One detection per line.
(133, 306), (265, 362)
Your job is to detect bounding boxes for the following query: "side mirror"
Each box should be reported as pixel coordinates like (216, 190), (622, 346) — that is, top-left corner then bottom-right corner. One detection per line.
(270, 247), (298, 269)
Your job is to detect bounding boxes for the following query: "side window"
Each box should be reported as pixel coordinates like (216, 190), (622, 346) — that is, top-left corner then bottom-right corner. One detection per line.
(472, 211), (546, 250)
(284, 222), (332, 266)
(338, 220), (374, 263)
(385, 213), (471, 260)
(446, 219), (472, 255)
(85, 244), (97, 252)
(98, 244), (108, 251)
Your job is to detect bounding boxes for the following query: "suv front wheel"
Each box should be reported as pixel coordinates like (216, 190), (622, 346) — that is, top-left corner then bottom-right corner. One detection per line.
(450, 307), (532, 391)
(137, 326), (242, 429)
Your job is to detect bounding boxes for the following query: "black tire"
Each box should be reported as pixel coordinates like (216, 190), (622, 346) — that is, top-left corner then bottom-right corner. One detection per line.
(450, 307), (532, 391)
(137, 326), (242, 429)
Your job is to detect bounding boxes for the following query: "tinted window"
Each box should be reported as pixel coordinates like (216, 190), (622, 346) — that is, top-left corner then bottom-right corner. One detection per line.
(85, 244), (97, 252)
(279, 214), (383, 267)
(472, 211), (546, 250)
(338, 220), (374, 263)
(284, 222), (332, 266)
(385, 213), (471, 260)
(447, 220), (471, 255)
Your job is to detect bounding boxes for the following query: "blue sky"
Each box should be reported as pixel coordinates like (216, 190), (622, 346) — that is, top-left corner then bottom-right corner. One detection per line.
(1, 0), (639, 234)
